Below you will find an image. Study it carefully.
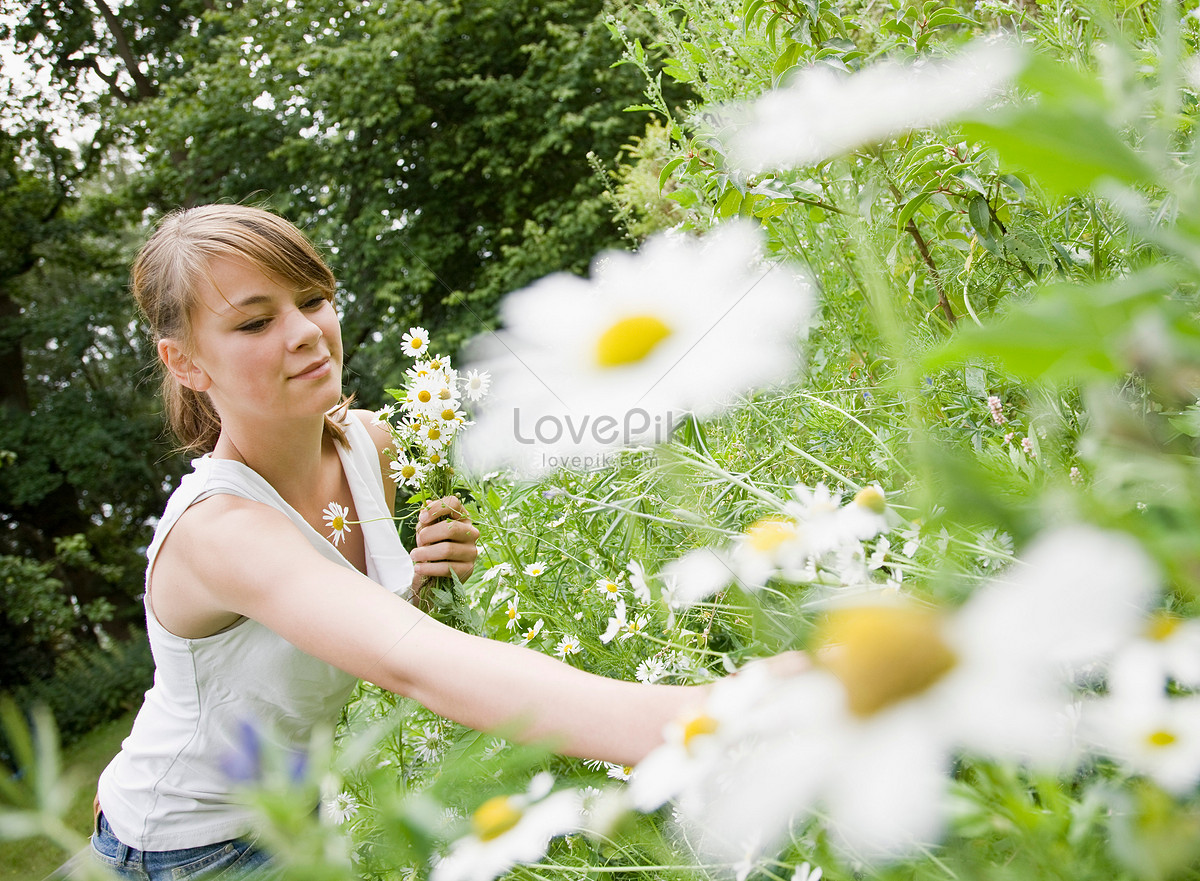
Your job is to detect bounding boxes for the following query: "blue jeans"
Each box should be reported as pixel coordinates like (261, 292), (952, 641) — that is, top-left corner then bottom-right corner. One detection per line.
(90, 813), (274, 880)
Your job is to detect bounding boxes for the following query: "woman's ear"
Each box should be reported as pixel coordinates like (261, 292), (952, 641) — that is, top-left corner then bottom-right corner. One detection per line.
(158, 338), (211, 392)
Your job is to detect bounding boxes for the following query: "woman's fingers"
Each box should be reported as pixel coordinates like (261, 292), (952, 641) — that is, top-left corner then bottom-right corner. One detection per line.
(411, 496), (479, 581)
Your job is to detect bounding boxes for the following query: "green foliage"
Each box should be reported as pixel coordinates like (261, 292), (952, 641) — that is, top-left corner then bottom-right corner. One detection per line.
(3, 634), (152, 759)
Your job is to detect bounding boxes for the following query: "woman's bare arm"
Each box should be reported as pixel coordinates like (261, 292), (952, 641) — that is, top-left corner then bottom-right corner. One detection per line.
(170, 495), (702, 765)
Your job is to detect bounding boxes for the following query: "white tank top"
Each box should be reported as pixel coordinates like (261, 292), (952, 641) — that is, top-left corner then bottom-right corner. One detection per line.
(97, 417), (413, 850)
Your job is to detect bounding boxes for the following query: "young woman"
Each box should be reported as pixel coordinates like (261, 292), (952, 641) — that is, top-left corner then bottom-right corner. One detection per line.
(91, 204), (709, 879)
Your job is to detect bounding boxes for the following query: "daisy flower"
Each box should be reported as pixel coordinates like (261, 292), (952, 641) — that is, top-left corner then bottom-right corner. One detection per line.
(595, 576), (624, 601)
(504, 597), (521, 631)
(412, 722), (448, 763)
(719, 39), (1024, 173)
(554, 634), (582, 659)
(458, 222), (814, 476)
(322, 502), (352, 547)
(523, 561), (546, 578)
(431, 773), (582, 881)
(481, 563), (514, 583)
(675, 525), (1157, 863)
(604, 762), (634, 782)
(402, 326), (431, 358)
(600, 600), (627, 644)
(390, 452), (427, 489)
(324, 790), (362, 825)
(1108, 611), (1200, 690)
(464, 369), (491, 402)
(519, 618), (545, 646)
(1082, 653), (1200, 795)
(405, 375), (449, 417)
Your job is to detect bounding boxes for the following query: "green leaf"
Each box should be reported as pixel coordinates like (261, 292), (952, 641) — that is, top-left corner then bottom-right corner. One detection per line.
(715, 186), (744, 218)
(963, 107), (1156, 197)
(896, 189), (935, 231)
(1005, 229), (1053, 266)
(968, 194), (992, 235)
(926, 269), (1177, 382)
(657, 156), (686, 192)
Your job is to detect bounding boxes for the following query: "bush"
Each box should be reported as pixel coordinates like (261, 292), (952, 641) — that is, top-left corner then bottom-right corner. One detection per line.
(1, 633), (152, 764)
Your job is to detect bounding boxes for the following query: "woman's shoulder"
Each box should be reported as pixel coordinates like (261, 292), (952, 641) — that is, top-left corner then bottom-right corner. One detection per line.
(348, 408), (394, 456)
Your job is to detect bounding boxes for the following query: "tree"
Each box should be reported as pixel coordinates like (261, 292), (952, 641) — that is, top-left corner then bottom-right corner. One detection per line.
(130, 0), (663, 396)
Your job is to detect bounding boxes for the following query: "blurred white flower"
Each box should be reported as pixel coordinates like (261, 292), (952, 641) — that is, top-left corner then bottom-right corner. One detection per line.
(464, 369), (492, 402)
(677, 525), (1157, 863)
(628, 560), (653, 603)
(324, 790), (361, 825)
(629, 663), (788, 812)
(792, 862), (823, 881)
(458, 222), (814, 476)
(1082, 653), (1200, 795)
(432, 773), (582, 881)
(721, 39), (1024, 173)
(481, 563), (513, 583)
(412, 722), (448, 763)
(524, 561), (546, 578)
(659, 546), (734, 614)
(1109, 611), (1200, 691)
(600, 600), (628, 644)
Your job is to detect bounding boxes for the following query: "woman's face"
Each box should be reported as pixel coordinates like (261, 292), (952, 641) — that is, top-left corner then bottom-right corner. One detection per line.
(167, 255), (344, 429)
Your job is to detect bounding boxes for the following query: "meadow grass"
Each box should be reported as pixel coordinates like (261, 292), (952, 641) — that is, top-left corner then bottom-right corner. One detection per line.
(0, 711), (134, 881)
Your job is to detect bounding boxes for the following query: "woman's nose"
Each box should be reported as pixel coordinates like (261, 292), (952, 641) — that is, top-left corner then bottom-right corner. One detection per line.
(286, 306), (324, 349)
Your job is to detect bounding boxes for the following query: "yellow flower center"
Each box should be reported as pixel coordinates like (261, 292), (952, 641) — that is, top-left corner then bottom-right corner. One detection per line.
(680, 712), (719, 752)
(427, 427), (441, 440)
(438, 388), (453, 400)
(428, 452), (442, 465)
(814, 604), (957, 718)
(417, 389), (432, 403)
(1146, 611), (1181, 642)
(1147, 729), (1178, 748)
(441, 408), (457, 421)
(400, 464), (416, 479)
(854, 486), (886, 514)
(471, 795), (522, 842)
(604, 582), (618, 593)
(331, 515), (345, 531)
(507, 607), (517, 620)
(745, 516), (798, 554)
(411, 336), (425, 349)
(594, 315), (672, 368)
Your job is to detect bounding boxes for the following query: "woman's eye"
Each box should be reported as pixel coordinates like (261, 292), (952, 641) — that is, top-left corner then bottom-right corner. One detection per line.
(302, 296), (327, 310)
(238, 319), (270, 333)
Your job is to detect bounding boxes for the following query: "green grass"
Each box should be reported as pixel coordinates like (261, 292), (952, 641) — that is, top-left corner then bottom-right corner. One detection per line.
(0, 710), (135, 881)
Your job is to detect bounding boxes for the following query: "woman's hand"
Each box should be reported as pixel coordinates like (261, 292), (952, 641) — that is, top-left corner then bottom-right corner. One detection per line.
(410, 495), (479, 593)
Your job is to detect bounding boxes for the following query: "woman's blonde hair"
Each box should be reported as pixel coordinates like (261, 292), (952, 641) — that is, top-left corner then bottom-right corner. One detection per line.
(132, 204), (350, 454)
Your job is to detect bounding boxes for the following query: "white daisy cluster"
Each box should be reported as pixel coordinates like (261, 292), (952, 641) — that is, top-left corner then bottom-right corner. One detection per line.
(383, 328), (491, 492)
(623, 525), (1173, 864)
(659, 482), (893, 610)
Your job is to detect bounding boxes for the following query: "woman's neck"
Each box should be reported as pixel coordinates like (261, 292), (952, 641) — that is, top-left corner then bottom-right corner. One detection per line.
(213, 416), (333, 502)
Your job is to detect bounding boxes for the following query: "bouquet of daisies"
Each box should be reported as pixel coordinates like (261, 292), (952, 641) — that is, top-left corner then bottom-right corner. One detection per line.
(379, 327), (490, 626)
